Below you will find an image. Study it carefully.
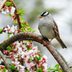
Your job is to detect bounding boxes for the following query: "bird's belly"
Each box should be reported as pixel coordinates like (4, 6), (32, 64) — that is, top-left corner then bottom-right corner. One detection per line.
(39, 26), (54, 39)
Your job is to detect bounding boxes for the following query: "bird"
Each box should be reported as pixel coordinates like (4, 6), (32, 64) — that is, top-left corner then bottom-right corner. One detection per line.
(38, 11), (67, 48)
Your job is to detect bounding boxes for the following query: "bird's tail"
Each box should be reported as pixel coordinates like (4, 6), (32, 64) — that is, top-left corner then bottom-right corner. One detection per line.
(56, 37), (67, 48)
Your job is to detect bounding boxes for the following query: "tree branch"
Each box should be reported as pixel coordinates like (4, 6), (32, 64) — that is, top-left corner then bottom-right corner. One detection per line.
(0, 0), (7, 11)
(0, 32), (71, 72)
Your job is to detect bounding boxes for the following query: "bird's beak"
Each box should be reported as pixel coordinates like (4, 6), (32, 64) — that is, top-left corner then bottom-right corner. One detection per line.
(38, 16), (43, 19)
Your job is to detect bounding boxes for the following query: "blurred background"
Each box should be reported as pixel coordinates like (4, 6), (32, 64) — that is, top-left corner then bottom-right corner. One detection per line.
(0, 0), (72, 67)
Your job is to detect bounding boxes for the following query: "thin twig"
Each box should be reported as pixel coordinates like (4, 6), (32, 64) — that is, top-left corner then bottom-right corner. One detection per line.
(0, 51), (11, 72)
(0, 32), (71, 72)
(10, 0), (21, 29)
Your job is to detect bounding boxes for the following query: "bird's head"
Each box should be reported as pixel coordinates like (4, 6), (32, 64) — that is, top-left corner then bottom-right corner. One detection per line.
(39, 11), (49, 18)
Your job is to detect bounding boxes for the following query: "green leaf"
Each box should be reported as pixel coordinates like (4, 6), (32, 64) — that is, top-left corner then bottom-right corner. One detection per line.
(9, 64), (16, 70)
(0, 28), (3, 34)
(17, 9), (25, 16)
(6, 46), (12, 51)
(27, 27), (35, 32)
(35, 55), (41, 61)
(20, 17), (25, 23)
(36, 68), (43, 72)
(27, 47), (31, 50)
(3, 68), (7, 72)
(47, 64), (63, 72)
(5, 1), (13, 6)
(55, 64), (60, 70)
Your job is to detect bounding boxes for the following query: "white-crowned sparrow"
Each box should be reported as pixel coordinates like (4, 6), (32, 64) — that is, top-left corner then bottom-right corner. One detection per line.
(38, 11), (67, 48)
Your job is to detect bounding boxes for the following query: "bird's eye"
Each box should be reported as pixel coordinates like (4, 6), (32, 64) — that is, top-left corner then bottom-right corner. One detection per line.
(41, 11), (49, 16)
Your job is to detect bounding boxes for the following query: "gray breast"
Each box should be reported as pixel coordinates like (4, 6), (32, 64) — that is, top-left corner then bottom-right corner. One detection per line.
(38, 15), (55, 39)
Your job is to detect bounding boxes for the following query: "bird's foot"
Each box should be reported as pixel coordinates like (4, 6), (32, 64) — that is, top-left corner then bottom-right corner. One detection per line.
(42, 37), (49, 42)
